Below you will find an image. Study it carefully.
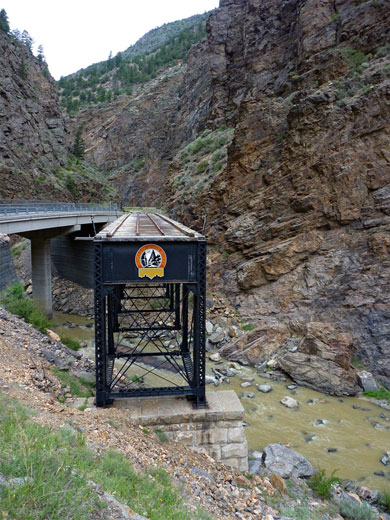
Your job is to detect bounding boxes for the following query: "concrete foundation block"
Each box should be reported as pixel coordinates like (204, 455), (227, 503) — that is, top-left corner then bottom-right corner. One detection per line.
(113, 391), (247, 472)
(228, 427), (246, 443)
(176, 431), (194, 446)
(198, 427), (228, 445)
(221, 440), (248, 459)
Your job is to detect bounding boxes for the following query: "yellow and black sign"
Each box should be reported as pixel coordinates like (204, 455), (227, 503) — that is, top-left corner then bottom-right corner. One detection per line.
(135, 244), (167, 279)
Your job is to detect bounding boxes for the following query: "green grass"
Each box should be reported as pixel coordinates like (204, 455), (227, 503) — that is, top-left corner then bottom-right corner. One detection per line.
(308, 468), (341, 499)
(154, 428), (169, 443)
(52, 367), (94, 399)
(10, 241), (28, 258)
(241, 323), (256, 331)
(351, 356), (365, 370)
(338, 498), (377, 519)
(60, 336), (81, 351)
(364, 386), (390, 403)
(0, 393), (211, 520)
(0, 283), (51, 334)
(379, 490), (390, 513)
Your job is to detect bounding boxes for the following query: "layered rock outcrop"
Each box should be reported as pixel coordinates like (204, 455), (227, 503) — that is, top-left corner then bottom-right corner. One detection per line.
(0, 31), (117, 202)
(176, 0), (390, 386)
(67, 0), (390, 387)
(0, 31), (69, 199)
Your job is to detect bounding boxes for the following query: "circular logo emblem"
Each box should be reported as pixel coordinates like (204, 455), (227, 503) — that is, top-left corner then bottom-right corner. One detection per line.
(135, 244), (167, 279)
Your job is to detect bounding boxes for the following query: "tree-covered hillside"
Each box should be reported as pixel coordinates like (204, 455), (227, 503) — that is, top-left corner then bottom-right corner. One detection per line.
(58, 13), (210, 114)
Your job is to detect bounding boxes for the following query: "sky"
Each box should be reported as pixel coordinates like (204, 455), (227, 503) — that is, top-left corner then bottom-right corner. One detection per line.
(2, 0), (220, 79)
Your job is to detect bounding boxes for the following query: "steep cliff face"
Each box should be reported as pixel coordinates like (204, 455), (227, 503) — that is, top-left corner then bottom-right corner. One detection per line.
(76, 37), (213, 206)
(0, 31), (70, 198)
(68, 0), (390, 385)
(179, 0), (390, 385)
(0, 31), (117, 202)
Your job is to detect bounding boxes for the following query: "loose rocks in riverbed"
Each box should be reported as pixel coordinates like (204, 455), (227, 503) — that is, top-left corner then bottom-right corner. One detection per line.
(248, 459), (262, 475)
(208, 328), (225, 344)
(280, 396), (299, 409)
(380, 451), (390, 466)
(209, 352), (221, 362)
(257, 384), (273, 393)
(262, 443), (315, 478)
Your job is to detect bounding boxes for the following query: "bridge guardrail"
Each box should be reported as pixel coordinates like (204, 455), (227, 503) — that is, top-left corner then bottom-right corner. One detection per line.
(0, 200), (121, 218)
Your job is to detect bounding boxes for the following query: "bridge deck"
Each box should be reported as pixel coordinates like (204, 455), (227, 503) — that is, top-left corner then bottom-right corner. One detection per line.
(95, 212), (203, 242)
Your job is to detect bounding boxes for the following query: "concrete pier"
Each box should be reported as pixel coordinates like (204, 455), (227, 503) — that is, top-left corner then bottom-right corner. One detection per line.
(31, 238), (52, 316)
(114, 390), (248, 472)
(22, 226), (83, 317)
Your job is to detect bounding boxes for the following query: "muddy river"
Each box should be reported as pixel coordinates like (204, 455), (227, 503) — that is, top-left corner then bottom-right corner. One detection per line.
(53, 311), (390, 492)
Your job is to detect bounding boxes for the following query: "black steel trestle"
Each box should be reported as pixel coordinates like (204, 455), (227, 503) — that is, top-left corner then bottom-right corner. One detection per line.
(94, 227), (207, 408)
(95, 282), (206, 406)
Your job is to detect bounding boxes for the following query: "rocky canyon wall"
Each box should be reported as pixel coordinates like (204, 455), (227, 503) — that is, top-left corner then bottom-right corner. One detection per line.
(0, 30), (118, 202)
(186, 0), (390, 386)
(0, 31), (70, 199)
(70, 0), (390, 386)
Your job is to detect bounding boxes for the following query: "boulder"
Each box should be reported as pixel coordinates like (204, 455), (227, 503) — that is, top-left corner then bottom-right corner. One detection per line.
(280, 396), (299, 409)
(206, 321), (214, 334)
(47, 329), (61, 342)
(209, 328), (225, 344)
(262, 443), (315, 478)
(248, 459), (262, 475)
(278, 322), (360, 396)
(219, 323), (288, 366)
(257, 384), (273, 393)
(380, 451), (390, 466)
(357, 371), (378, 392)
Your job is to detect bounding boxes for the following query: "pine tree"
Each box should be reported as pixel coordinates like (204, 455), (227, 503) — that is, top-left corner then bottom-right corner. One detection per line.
(0, 9), (10, 33)
(37, 44), (45, 65)
(21, 30), (33, 50)
(73, 126), (85, 158)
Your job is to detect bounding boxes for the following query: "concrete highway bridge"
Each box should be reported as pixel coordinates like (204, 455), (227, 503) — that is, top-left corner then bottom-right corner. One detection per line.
(0, 200), (121, 315)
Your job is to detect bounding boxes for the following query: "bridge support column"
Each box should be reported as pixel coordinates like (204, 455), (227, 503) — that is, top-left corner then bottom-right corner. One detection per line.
(31, 238), (52, 317)
(21, 226), (82, 318)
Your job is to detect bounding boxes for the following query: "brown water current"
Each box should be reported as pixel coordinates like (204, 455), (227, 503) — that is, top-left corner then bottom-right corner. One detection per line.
(53, 312), (390, 492)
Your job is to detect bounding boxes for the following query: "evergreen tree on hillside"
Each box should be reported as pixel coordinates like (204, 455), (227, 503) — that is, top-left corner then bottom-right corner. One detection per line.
(73, 126), (85, 159)
(57, 13), (209, 113)
(37, 44), (45, 64)
(21, 30), (33, 50)
(0, 8), (10, 33)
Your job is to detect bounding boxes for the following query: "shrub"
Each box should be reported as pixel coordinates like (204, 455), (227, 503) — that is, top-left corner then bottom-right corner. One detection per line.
(308, 468), (341, 499)
(65, 174), (78, 196)
(378, 490), (390, 513)
(211, 150), (225, 163)
(154, 429), (169, 442)
(195, 159), (208, 173)
(10, 241), (27, 258)
(376, 44), (390, 58)
(342, 48), (369, 75)
(0, 283), (51, 333)
(60, 336), (81, 351)
(190, 139), (205, 154)
(338, 498), (378, 520)
(364, 386), (390, 403)
(212, 161), (224, 173)
(241, 323), (256, 331)
(52, 367), (94, 398)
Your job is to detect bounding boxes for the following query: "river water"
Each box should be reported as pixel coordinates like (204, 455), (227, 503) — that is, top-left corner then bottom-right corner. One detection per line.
(53, 311), (390, 492)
